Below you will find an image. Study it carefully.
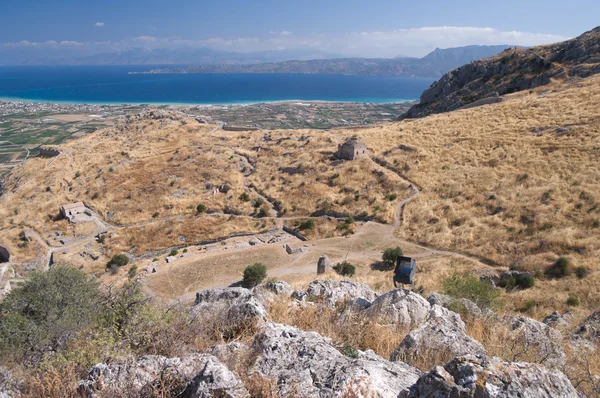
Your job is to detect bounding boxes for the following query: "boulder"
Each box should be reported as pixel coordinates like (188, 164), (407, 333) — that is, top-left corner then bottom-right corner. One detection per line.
(428, 293), (496, 320)
(573, 310), (600, 342)
(193, 287), (267, 328)
(251, 281), (292, 309)
(400, 355), (578, 398)
(0, 366), (20, 398)
(250, 323), (421, 397)
(391, 305), (486, 362)
(208, 342), (250, 369)
(543, 310), (573, 331)
(365, 289), (431, 329)
(78, 354), (245, 398)
(305, 279), (378, 306)
(503, 316), (566, 368)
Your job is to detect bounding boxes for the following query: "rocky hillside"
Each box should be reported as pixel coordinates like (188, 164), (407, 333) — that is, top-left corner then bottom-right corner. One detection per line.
(401, 26), (600, 119)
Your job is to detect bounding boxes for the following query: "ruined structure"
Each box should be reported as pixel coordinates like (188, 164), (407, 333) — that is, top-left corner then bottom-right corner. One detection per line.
(337, 137), (368, 160)
(317, 255), (329, 274)
(38, 146), (61, 157)
(60, 202), (88, 222)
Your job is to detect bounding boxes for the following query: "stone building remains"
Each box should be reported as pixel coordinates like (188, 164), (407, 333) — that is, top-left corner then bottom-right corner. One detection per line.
(337, 137), (368, 160)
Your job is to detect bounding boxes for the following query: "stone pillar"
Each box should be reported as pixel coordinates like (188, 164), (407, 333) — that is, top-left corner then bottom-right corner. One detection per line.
(317, 255), (329, 274)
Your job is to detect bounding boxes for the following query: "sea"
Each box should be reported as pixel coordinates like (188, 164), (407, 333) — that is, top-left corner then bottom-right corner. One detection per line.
(0, 66), (435, 105)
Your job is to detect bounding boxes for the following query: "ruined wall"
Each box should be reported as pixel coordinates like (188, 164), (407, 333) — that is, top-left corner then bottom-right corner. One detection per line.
(38, 146), (61, 157)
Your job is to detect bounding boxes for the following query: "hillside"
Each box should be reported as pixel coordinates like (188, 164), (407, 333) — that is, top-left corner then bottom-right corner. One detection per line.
(402, 26), (600, 118)
(131, 45), (512, 77)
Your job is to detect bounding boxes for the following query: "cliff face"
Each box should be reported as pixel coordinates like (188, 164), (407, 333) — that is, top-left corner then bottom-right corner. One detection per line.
(401, 26), (600, 119)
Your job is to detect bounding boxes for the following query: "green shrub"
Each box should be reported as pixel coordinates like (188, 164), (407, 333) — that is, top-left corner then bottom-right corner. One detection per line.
(74, 171), (81, 179)
(545, 257), (571, 278)
(333, 261), (356, 277)
(340, 345), (359, 359)
(498, 274), (535, 290)
(386, 193), (398, 201)
(196, 204), (207, 213)
(128, 265), (138, 279)
(109, 253), (129, 267)
(257, 206), (269, 218)
(239, 192), (250, 202)
(382, 246), (403, 270)
(566, 295), (580, 307)
(170, 249), (178, 256)
(297, 219), (315, 231)
(253, 198), (265, 208)
(242, 263), (267, 288)
(575, 266), (590, 279)
(0, 266), (100, 356)
(152, 211), (160, 218)
(442, 273), (501, 310)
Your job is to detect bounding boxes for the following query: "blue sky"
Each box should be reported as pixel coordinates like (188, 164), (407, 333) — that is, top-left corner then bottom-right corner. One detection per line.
(0, 0), (598, 59)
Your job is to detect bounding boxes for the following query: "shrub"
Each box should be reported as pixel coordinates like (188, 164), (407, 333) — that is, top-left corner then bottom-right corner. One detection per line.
(128, 265), (138, 279)
(297, 219), (315, 231)
(170, 249), (178, 256)
(74, 171), (81, 179)
(242, 263), (267, 288)
(545, 257), (571, 278)
(386, 193), (398, 201)
(109, 253), (129, 267)
(382, 246), (403, 270)
(152, 211), (160, 218)
(253, 198), (265, 208)
(0, 266), (100, 357)
(498, 274), (535, 290)
(566, 295), (580, 307)
(340, 345), (359, 359)
(575, 266), (590, 279)
(442, 273), (501, 310)
(196, 204), (207, 213)
(333, 261), (356, 277)
(257, 206), (269, 218)
(239, 192), (250, 202)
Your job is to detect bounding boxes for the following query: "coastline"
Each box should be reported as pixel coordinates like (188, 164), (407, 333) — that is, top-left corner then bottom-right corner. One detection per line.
(0, 96), (418, 107)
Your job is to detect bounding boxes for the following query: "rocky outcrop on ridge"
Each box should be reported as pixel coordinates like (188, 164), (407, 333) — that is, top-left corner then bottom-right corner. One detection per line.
(400, 355), (578, 398)
(391, 305), (486, 362)
(250, 322), (421, 397)
(401, 26), (600, 119)
(78, 354), (247, 398)
(193, 287), (268, 328)
(363, 288), (431, 329)
(300, 279), (378, 306)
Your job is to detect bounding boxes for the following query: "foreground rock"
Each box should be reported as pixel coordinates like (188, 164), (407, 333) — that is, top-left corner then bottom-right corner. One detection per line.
(391, 305), (486, 362)
(428, 293), (496, 320)
(78, 354), (247, 397)
(503, 315), (566, 368)
(364, 289), (431, 329)
(251, 322), (420, 397)
(0, 366), (20, 398)
(193, 287), (267, 328)
(400, 355), (578, 398)
(301, 279), (378, 306)
(573, 310), (600, 343)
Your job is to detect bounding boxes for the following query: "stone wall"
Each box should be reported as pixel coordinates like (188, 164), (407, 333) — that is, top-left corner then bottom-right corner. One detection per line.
(38, 146), (61, 157)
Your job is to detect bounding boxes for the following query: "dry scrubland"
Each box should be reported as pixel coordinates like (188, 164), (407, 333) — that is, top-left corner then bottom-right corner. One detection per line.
(0, 114), (407, 263)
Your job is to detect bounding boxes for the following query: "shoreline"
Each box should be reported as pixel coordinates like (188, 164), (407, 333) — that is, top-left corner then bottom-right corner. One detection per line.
(0, 97), (417, 107)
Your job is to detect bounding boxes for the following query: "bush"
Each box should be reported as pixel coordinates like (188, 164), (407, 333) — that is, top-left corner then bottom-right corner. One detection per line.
(0, 266), (100, 357)
(257, 206), (269, 218)
(333, 261), (356, 277)
(442, 273), (501, 310)
(242, 263), (267, 288)
(575, 266), (590, 279)
(382, 246), (403, 270)
(297, 219), (315, 231)
(386, 193), (398, 201)
(239, 192), (250, 202)
(170, 249), (178, 256)
(109, 253), (129, 267)
(196, 204), (207, 213)
(498, 274), (535, 290)
(128, 265), (138, 279)
(566, 295), (580, 307)
(152, 211), (160, 218)
(545, 257), (571, 278)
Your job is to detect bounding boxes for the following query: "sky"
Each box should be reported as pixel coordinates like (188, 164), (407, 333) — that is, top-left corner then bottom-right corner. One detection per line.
(0, 0), (598, 61)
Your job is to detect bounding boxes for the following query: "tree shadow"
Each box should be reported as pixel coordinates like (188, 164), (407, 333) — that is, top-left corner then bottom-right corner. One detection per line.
(228, 280), (245, 288)
(370, 261), (393, 272)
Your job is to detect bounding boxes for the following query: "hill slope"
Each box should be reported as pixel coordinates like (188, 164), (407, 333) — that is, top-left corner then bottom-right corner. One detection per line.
(401, 26), (600, 119)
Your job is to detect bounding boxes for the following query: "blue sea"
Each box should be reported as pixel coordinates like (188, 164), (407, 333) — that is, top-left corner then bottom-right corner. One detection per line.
(0, 66), (434, 105)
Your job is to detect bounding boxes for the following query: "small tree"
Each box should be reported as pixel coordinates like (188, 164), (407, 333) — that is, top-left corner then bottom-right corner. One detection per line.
(196, 204), (207, 214)
(442, 273), (501, 310)
(109, 253), (129, 267)
(333, 261), (356, 277)
(243, 263), (267, 288)
(297, 219), (315, 231)
(382, 246), (403, 270)
(545, 257), (571, 278)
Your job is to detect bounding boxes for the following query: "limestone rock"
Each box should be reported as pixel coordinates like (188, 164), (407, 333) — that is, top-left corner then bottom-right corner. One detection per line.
(573, 310), (600, 343)
(250, 323), (421, 397)
(194, 287), (267, 327)
(543, 310), (573, 331)
(365, 289), (431, 329)
(503, 315), (566, 368)
(78, 354), (245, 397)
(0, 366), (20, 398)
(391, 305), (486, 362)
(428, 293), (497, 320)
(400, 355), (578, 398)
(305, 279), (378, 306)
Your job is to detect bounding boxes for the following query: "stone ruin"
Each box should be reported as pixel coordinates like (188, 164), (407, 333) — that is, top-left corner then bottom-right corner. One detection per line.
(317, 255), (329, 274)
(337, 137), (368, 160)
(60, 202), (91, 223)
(38, 146), (61, 158)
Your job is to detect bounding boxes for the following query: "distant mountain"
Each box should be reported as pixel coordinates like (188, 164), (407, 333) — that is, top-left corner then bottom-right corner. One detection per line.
(400, 26), (600, 119)
(131, 45), (513, 77)
(0, 47), (343, 66)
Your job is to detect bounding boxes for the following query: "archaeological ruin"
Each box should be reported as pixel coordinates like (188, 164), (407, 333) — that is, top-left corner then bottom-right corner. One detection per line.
(337, 137), (368, 160)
